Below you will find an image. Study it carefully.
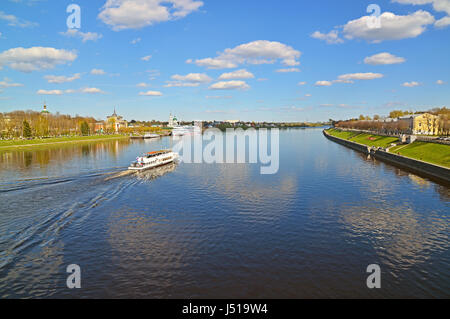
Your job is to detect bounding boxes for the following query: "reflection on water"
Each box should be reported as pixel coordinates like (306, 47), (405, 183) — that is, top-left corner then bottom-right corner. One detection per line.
(0, 129), (449, 298)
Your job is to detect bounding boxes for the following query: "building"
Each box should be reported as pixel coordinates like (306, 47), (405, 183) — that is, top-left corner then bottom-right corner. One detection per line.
(398, 113), (440, 135)
(95, 108), (128, 133)
(106, 108), (128, 133)
(169, 114), (179, 128)
(41, 103), (50, 115)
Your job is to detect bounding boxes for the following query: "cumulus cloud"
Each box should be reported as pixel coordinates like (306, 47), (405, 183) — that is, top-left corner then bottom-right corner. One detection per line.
(44, 73), (81, 84)
(139, 90), (163, 96)
(315, 81), (333, 86)
(37, 89), (63, 95)
(60, 29), (103, 42)
(218, 69), (254, 80)
(0, 11), (38, 28)
(191, 40), (301, 69)
(91, 69), (106, 75)
(315, 73), (383, 87)
(343, 10), (435, 42)
(209, 80), (250, 90)
(337, 73), (384, 81)
(141, 55), (152, 61)
(364, 52), (406, 65)
(136, 82), (148, 87)
(393, 0), (450, 28)
(298, 81), (307, 86)
(81, 87), (105, 94)
(0, 47), (77, 73)
(165, 73), (212, 87)
(402, 81), (421, 87)
(98, 0), (204, 31)
(0, 78), (23, 88)
(275, 68), (300, 73)
(436, 79), (445, 84)
(310, 30), (343, 44)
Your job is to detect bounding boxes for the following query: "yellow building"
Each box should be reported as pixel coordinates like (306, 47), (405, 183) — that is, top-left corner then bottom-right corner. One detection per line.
(398, 113), (440, 135)
(106, 108), (128, 133)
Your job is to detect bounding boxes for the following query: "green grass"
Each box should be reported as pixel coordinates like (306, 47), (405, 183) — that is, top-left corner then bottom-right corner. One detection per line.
(326, 128), (360, 140)
(326, 129), (399, 148)
(349, 134), (399, 148)
(0, 135), (128, 148)
(389, 141), (450, 168)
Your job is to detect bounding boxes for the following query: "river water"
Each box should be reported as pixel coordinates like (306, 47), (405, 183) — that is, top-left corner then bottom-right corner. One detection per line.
(0, 128), (448, 298)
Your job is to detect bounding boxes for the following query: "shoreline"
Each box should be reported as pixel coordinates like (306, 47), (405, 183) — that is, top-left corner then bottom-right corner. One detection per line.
(323, 129), (450, 184)
(0, 135), (130, 151)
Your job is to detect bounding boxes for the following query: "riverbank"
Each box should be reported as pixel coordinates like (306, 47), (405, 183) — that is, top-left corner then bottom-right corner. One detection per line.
(326, 128), (450, 168)
(324, 129), (450, 183)
(0, 135), (129, 151)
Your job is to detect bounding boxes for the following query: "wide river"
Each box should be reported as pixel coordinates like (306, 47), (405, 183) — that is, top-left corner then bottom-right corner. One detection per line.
(0, 128), (448, 298)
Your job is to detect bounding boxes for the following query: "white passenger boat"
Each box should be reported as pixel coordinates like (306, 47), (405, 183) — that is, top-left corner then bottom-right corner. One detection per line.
(128, 150), (178, 171)
(143, 133), (160, 139)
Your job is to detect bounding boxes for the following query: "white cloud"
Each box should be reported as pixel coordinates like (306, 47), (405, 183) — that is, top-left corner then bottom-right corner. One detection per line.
(436, 79), (445, 84)
(218, 69), (254, 80)
(37, 89), (63, 95)
(172, 73), (212, 83)
(209, 80), (250, 90)
(402, 81), (421, 87)
(141, 55), (152, 61)
(81, 87), (105, 94)
(337, 73), (384, 81)
(343, 10), (435, 42)
(131, 37), (141, 44)
(44, 73), (81, 84)
(275, 68), (300, 73)
(298, 81), (307, 86)
(364, 52), (406, 65)
(310, 30), (343, 44)
(0, 11), (38, 28)
(91, 69), (106, 75)
(393, 0), (450, 28)
(0, 78), (23, 88)
(165, 73), (212, 87)
(192, 40), (301, 69)
(136, 82), (148, 87)
(98, 0), (204, 31)
(139, 90), (163, 96)
(60, 29), (103, 42)
(0, 47), (77, 73)
(315, 81), (333, 86)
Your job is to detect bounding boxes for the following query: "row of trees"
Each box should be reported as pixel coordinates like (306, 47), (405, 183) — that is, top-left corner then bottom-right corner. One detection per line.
(336, 109), (450, 136)
(0, 110), (97, 139)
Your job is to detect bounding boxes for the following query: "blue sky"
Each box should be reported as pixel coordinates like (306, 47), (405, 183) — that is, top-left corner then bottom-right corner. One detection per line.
(0, 0), (449, 122)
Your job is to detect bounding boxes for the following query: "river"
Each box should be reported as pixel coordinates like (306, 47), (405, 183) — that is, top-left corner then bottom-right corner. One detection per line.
(0, 128), (448, 298)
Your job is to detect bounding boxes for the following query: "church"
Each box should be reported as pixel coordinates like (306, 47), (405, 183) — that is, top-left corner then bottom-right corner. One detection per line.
(95, 108), (128, 133)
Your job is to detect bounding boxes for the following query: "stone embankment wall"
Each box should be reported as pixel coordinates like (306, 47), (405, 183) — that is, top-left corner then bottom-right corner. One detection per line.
(323, 130), (450, 183)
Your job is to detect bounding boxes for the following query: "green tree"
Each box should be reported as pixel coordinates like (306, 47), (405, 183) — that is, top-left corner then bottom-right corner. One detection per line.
(23, 120), (32, 138)
(80, 121), (90, 136)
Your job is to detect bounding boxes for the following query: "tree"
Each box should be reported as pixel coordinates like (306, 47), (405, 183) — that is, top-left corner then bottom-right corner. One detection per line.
(23, 120), (32, 138)
(359, 115), (366, 121)
(80, 121), (90, 136)
(374, 115), (380, 121)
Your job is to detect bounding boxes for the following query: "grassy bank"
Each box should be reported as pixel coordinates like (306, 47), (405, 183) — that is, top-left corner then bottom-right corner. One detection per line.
(326, 128), (450, 168)
(327, 129), (398, 148)
(0, 135), (129, 150)
(390, 142), (450, 168)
